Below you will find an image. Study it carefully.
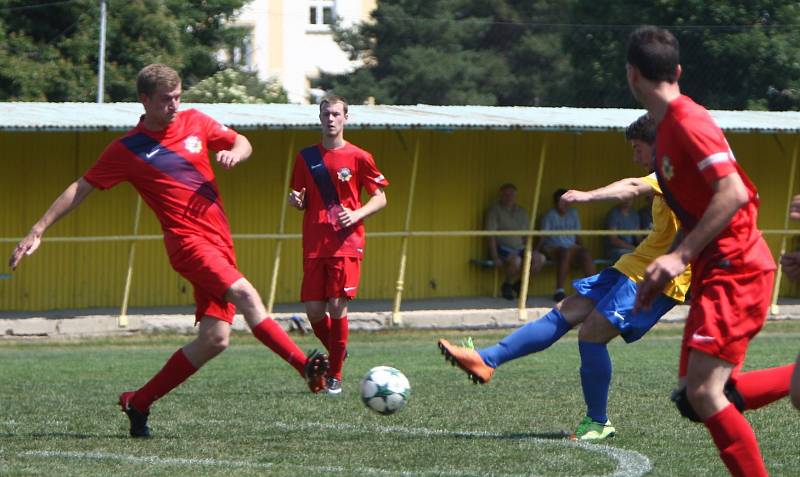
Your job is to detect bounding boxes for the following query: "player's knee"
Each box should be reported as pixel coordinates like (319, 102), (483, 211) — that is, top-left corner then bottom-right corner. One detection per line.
(670, 387), (703, 423)
(200, 332), (229, 356)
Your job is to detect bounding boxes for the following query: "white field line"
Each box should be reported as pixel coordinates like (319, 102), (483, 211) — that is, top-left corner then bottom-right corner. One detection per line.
(19, 420), (651, 477)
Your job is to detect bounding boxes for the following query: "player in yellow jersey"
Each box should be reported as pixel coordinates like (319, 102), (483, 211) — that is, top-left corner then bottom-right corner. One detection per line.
(439, 114), (691, 441)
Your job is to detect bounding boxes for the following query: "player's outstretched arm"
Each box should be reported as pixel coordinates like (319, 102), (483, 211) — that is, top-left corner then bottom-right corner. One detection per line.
(336, 188), (387, 228)
(215, 134), (253, 169)
(9, 178), (95, 270)
(560, 178), (653, 207)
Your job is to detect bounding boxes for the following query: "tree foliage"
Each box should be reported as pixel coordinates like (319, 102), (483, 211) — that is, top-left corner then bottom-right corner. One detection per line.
(565, 0), (800, 110)
(317, 0), (575, 106)
(0, 0), (252, 102)
(183, 68), (288, 103)
(320, 0), (800, 110)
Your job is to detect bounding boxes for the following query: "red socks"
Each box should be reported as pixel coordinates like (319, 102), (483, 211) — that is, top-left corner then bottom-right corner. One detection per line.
(329, 316), (349, 380)
(732, 363), (795, 410)
(705, 404), (768, 477)
(252, 318), (306, 375)
(310, 314), (332, 353)
(132, 349), (197, 412)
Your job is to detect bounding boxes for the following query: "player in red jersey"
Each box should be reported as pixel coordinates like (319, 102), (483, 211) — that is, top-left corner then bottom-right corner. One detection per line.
(779, 193), (800, 410)
(628, 27), (795, 476)
(288, 95), (388, 395)
(8, 64), (329, 438)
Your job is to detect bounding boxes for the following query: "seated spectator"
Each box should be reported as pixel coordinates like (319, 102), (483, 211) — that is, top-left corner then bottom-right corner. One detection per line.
(638, 195), (653, 230)
(605, 197), (641, 262)
(535, 188), (596, 301)
(486, 183), (546, 300)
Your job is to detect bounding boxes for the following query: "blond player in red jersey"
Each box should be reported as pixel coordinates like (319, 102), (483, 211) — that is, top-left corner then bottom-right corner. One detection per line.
(629, 27), (795, 476)
(9, 64), (329, 438)
(288, 96), (388, 394)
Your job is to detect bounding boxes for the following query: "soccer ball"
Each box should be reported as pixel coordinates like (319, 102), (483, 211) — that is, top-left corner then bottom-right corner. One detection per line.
(360, 366), (411, 415)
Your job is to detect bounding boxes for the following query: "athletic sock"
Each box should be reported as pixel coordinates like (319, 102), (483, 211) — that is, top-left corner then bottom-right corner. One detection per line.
(704, 404), (768, 477)
(731, 363), (795, 410)
(328, 316), (349, 380)
(310, 313), (332, 353)
(131, 348), (197, 412)
(478, 308), (572, 368)
(578, 341), (612, 423)
(252, 318), (306, 375)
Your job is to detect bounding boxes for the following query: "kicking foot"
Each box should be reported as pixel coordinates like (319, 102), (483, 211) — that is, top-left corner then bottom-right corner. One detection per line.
(437, 338), (494, 384)
(573, 416), (615, 442)
(118, 391), (151, 438)
(304, 349), (330, 393)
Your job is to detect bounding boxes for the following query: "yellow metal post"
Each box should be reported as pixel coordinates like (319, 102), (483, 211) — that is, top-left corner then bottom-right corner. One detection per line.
(119, 195), (143, 327)
(267, 133), (296, 314)
(518, 138), (548, 321)
(392, 135), (421, 326)
(770, 138), (799, 315)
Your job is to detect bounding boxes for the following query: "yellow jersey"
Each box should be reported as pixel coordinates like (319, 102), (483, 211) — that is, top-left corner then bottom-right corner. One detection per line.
(613, 173), (692, 302)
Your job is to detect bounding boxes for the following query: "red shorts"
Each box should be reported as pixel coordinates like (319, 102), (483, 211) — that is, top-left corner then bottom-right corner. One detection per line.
(167, 239), (243, 324)
(301, 257), (361, 302)
(678, 268), (774, 377)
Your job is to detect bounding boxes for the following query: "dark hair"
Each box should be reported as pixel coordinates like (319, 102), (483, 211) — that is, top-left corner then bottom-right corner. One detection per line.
(500, 183), (517, 192)
(320, 94), (349, 114)
(627, 26), (680, 83)
(625, 114), (656, 145)
(137, 64), (181, 97)
(553, 188), (568, 203)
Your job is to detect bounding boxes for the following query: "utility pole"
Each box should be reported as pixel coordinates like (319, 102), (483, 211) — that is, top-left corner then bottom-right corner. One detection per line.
(97, 0), (107, 103)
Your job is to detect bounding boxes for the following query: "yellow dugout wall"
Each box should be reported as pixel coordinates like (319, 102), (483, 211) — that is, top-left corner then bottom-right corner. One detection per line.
(1, 127), (799, 312)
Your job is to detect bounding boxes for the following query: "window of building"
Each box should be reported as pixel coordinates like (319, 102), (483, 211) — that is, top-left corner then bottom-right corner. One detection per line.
(309, 0), (335, 28)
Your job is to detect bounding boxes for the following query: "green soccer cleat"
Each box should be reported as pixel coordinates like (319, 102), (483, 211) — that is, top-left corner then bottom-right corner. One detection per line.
(573, 416), (616, 442)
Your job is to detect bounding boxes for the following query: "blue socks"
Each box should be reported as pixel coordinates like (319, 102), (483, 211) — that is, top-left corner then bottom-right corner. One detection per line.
(579, 341), (612, 423)
(478, 308), (572, 368)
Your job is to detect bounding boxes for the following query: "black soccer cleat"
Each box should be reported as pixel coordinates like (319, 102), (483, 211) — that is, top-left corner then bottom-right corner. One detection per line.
(304, 349), (330, 393)
(119, 391), (151, 438)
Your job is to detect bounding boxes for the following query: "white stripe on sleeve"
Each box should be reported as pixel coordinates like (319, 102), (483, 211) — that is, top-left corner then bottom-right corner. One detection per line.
(697, 152), (731, 171)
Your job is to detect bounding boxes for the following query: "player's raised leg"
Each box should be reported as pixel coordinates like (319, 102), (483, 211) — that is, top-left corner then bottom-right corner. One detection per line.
(438, 295), (593, 384)
(227, 277), (329, 393)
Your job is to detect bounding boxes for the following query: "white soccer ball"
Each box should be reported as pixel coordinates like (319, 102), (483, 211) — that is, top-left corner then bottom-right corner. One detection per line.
(360, 366), (411, 415)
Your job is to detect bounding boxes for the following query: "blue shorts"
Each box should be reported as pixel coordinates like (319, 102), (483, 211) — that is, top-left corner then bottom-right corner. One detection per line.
(496, 245), (524, 259)
(572, 268), (678, 343)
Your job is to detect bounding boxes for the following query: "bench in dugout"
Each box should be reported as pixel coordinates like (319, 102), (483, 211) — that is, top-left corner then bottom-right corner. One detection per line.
(469, 257), (613, 298)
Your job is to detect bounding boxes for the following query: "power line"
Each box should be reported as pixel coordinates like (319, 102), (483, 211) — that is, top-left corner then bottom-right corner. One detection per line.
(0, 0), (84, 13)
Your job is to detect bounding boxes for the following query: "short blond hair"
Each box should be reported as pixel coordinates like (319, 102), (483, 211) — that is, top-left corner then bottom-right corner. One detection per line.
(136, 64), (181, 97)
(319, 95), (348, 114)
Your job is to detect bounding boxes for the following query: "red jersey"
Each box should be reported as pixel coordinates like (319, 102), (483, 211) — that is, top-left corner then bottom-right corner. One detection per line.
(654, 95), (775, 275)
(84, 109), (239, 254)
(291, 142), (389, 258)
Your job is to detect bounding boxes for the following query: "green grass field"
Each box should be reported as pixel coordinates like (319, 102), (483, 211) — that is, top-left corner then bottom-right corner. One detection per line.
(1, 320), (798, 477)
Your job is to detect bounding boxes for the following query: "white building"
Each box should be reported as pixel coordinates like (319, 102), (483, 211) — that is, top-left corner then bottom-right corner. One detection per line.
(233, 0), (377, 104)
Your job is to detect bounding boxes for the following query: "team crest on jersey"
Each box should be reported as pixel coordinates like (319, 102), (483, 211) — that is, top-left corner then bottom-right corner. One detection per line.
(661, 155), (674, 181)
(184, 135), (202, 154)
(337, 167), (353, 182)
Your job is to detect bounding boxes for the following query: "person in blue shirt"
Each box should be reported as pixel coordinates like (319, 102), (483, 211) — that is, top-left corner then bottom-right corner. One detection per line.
(605, 198), (641, 262)
(536, 188), (596, 301)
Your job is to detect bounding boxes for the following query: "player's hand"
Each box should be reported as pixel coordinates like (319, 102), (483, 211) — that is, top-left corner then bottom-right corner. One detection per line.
(635, 252), (687, 312)
(336, 206), (360, 228)
(9, 231), (42, 270)
(560, 190), (591, 206)
(781, 252), (800, 282)
(215, 150), (243, 169)
(288, 188), (306, 210)
(790, 194), (800, 220)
